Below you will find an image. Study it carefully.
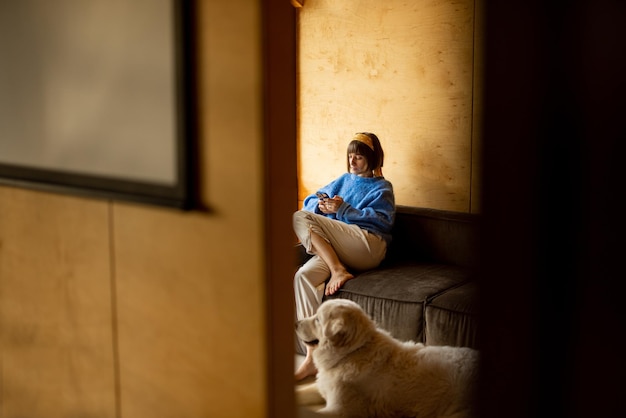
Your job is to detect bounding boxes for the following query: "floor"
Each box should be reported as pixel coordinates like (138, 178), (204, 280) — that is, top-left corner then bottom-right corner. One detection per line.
(295, 354), (332, 417)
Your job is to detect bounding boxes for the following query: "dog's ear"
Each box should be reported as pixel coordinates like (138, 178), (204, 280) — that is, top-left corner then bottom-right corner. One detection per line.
(325, 311), (356, 347)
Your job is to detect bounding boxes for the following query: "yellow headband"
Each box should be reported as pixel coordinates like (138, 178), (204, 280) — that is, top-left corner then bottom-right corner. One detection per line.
(353, 133), (375, 151)
(352, 133), (383, 177)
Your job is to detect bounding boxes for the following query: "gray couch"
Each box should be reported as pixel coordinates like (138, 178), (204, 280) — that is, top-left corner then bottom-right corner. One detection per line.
(298, 205), (479, 348)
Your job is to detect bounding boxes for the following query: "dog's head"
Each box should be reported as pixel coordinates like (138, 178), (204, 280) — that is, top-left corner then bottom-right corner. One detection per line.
(296, 299), (376, 357)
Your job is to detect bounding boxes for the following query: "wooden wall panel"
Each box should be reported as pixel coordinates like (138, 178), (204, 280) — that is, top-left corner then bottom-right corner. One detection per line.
(111, 1), (267, 416)
(297, 0), (477, 212)
(471, 0), (484, 213)
(0, 187), (115, 417)
(112, 206), (266, 418)
(0, 1), (273, 417)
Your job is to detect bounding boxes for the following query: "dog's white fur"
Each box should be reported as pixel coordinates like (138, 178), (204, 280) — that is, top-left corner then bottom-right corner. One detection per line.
(296, 299), (479, 418)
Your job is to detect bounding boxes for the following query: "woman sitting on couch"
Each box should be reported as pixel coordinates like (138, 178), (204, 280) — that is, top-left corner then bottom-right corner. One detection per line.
(293, 132), (396, 380)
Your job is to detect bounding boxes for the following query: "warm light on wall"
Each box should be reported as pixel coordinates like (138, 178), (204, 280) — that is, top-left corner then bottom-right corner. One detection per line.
(296, 0), (480, 213)
(291, 0), (304, 8)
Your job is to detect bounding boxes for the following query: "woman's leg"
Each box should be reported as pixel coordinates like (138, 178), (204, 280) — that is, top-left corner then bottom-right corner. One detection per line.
(293, 256), (328, 380)
(292, 211), (387, 379)
(293, 210), (387, 295)
(309, 231), (354, 296)
(294, 255), (329, 332)
(293, 230), (373, 379)
(295, 345), (317, 381)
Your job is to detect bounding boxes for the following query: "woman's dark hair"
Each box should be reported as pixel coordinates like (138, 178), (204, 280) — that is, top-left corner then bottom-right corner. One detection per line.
(346, 132), (384, 174)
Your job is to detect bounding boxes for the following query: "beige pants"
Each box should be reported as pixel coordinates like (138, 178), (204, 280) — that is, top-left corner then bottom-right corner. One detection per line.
(293, 210), (387, 354)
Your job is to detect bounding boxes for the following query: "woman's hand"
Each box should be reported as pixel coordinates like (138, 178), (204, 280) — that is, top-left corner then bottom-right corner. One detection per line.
(318, 195), (343, 214)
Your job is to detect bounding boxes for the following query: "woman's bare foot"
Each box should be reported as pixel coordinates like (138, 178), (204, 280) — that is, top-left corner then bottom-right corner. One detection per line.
(295, 353), (318, 381)
(325, 270), (354, 296)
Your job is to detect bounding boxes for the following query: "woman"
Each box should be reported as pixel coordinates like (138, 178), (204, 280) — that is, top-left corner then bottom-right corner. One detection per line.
(293, 132), (395, 380)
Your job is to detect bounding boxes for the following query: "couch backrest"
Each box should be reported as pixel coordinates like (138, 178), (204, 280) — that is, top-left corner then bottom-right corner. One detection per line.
(386, 206), (480, 268)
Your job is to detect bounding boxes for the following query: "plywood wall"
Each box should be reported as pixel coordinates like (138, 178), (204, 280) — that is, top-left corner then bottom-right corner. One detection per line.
(0, 1), (283, 417)
(0, 190), (116, 416)
(297, 0), (481, 213)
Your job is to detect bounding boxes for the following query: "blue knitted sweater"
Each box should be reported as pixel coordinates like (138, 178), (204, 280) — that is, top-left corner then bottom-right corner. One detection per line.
(302, 173), (396, 245)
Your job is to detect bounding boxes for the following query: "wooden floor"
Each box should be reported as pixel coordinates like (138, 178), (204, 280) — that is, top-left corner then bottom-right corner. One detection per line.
(295, 354), (331, 417)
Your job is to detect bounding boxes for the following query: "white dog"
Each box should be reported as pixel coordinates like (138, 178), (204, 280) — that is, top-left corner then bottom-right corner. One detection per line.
(295, 299), (479, 418)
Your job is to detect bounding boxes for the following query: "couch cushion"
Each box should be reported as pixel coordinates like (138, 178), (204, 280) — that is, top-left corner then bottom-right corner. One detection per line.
(425, 280), (478, 348)
(327, 262), (470, 343)
(387, 206), (479, 268)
